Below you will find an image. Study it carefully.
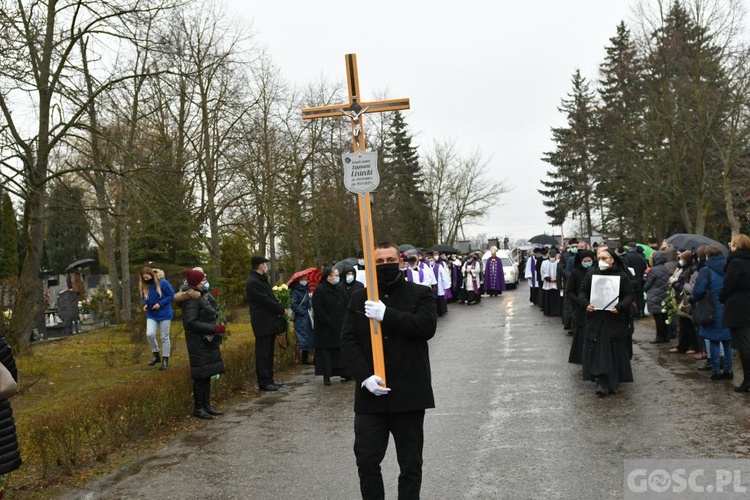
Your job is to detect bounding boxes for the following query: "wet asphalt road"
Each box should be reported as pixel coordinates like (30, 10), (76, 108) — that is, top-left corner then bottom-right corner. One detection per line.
(62, 283), (750, 499)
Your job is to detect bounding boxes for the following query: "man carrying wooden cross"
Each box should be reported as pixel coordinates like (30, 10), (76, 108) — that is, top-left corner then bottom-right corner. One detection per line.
(341, 242), (437, 499)
(304, 54), (437, 498)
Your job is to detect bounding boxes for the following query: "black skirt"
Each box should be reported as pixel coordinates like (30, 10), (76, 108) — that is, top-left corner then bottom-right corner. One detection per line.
(568, 323), (585, 365)
(731, 326), (750, 352)
(314, 348), (349, 377)
(582, 337), (634, 391)
(542, 289), (562, 317)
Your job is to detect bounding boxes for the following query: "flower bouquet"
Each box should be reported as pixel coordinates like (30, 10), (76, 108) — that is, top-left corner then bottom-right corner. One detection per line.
(272, 284), (291, 336)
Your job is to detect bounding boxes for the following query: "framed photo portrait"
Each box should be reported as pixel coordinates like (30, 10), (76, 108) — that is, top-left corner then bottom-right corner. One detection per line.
(591, 275), (620, 310)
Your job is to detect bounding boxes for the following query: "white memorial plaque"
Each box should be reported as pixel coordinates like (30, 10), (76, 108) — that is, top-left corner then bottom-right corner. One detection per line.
(342, 151), (379, 194)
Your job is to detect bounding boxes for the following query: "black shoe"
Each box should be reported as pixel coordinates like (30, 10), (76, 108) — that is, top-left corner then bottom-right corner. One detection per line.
(148, 352), (161, 366)
(272, 381), (285, 387)
(204, 406), (224, 416)
(710, 371), (722, 381)
(722, 371), (734, 380)
(193, 408), (213, 420)
(159, 357), (169, 370)
(323, 377), (331, 386)
(649, 338), (669, 344)
(734, 381), (750, 392)
(595, 384), (608, 397)
(260, 384), (280, 391)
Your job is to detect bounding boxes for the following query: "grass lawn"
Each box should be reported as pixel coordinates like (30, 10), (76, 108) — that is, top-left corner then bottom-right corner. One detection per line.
(8, 308), (300, 498)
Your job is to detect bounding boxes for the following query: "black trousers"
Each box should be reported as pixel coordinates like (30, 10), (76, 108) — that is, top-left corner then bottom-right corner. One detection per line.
(255, 334), (276, 388)
(354, 410), (425, 500)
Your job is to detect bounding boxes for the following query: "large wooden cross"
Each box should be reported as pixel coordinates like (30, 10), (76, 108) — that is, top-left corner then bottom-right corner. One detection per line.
(302, 53), (410, 385)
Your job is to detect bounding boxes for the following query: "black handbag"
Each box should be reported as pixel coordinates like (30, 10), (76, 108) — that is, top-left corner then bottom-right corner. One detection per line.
(692, 270), (717, 326)
(274, 316), (288, 336)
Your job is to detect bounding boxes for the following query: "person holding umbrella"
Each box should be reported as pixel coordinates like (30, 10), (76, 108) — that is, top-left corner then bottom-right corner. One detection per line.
(290, 270), (315, 365)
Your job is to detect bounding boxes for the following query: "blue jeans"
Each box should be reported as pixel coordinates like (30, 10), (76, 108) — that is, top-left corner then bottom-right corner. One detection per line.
(709, 340), (733, 373)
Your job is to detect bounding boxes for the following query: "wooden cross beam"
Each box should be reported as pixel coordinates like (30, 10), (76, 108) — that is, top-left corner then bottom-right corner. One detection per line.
(301, 53), (410, 385)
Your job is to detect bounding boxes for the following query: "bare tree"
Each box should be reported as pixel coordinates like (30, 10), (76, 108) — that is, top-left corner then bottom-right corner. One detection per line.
(0, 0), (173, 345)
(423, 139), (509, 244)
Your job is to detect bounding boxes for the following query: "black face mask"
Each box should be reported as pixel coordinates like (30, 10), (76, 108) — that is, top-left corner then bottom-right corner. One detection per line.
(376, 263), (402, 287)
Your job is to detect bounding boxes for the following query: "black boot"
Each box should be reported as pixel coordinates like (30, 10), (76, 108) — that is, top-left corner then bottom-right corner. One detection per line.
(203, 383), (224, 415)
(193, 407), (213, 419)
(301, 350), (311, 365)
(148, 352), (160, 366)
(159, 356), (169, 370)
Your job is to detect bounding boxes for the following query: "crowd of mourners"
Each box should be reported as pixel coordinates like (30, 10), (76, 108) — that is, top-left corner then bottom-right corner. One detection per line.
(522, 234), (750, 397)
(288, 247), (510, 386)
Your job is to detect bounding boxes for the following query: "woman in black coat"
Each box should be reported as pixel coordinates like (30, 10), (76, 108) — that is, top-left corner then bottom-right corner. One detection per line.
(567, 250), (595, 364)
(0, 334), (21, 491)
(313, 267), (350, 385)
(720, 234), (750, 392)
(580, 248), (635, 397)
(174, 269), (226, 419)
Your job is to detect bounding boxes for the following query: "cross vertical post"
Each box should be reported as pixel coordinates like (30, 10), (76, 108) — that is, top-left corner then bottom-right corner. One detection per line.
(302, 54), (410, 385)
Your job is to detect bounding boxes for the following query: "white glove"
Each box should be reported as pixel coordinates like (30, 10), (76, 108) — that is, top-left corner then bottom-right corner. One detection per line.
(362, 375), (391, 396)
(364, 300), (386, 321)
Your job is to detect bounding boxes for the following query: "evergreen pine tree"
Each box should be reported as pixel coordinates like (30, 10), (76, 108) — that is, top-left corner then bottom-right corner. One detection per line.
(540, 70), (599, 236)
(45, 183), (91, 274)
(0, 193), (19, 279)
(596, 21), (648, 238)
(376, 111), (434, 246)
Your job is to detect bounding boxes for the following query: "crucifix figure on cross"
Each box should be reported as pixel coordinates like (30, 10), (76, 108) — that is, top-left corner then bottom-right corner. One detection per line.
(301, 53), (410, 384)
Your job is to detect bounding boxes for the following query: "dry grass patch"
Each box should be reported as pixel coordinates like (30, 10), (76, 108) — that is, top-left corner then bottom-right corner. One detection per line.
(8, 308), (298, 497)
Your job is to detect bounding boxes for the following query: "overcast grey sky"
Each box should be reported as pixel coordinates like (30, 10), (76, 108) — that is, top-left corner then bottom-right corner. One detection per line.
(225, 1), (646, 243)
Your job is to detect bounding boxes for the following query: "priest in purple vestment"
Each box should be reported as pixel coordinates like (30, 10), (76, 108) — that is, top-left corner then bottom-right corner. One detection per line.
(483, 247), (506, 297)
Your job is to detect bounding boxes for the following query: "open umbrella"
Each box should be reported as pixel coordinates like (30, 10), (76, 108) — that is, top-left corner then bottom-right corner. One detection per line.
(65, 258), (95, 273)
(528, 234), (559, 247)
(665, 233), (728, 254)
(427, 244), (458, 254)
(398, 243), (416, 252)
(635, 243), (654, 260)
(286, 267), (321, 287)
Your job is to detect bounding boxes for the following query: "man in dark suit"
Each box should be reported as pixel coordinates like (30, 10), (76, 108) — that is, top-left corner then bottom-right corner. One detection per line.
(341, 242), (438, 500)
(245, 255), (286, 391)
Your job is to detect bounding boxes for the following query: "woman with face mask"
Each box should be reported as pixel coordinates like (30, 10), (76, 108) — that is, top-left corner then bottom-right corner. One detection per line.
(644, 251), (672, 344)
(567, 250), (595, 364)
(579, 248), (635, 397)
(290, 272), (315, 365)
(312, 268), (350, 385)
(339, 265), (365, 303)
(139, 267), (175, 370)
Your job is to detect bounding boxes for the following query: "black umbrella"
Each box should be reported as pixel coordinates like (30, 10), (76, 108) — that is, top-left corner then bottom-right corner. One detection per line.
(528, 234), (560, 246)
(398, 243), (416, 252)
(427, 244), (458, 254)
(665, 233), (728, 253)
(65, 258), (95, 273)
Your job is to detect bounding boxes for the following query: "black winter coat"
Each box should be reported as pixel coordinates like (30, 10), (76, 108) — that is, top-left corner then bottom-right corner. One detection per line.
(341, 278), (437, 414)
(720, 249), (750, 328)
(566, 266), (590, 326)
(246, 271), (285, 338)
(175, 288), (226, 379)
(644, 251), (670, 313)
(313, 280), (348, 349)
(626, 250), (648, 286)
(580, 265), (634, 342)
(0, 336), (21, 475)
